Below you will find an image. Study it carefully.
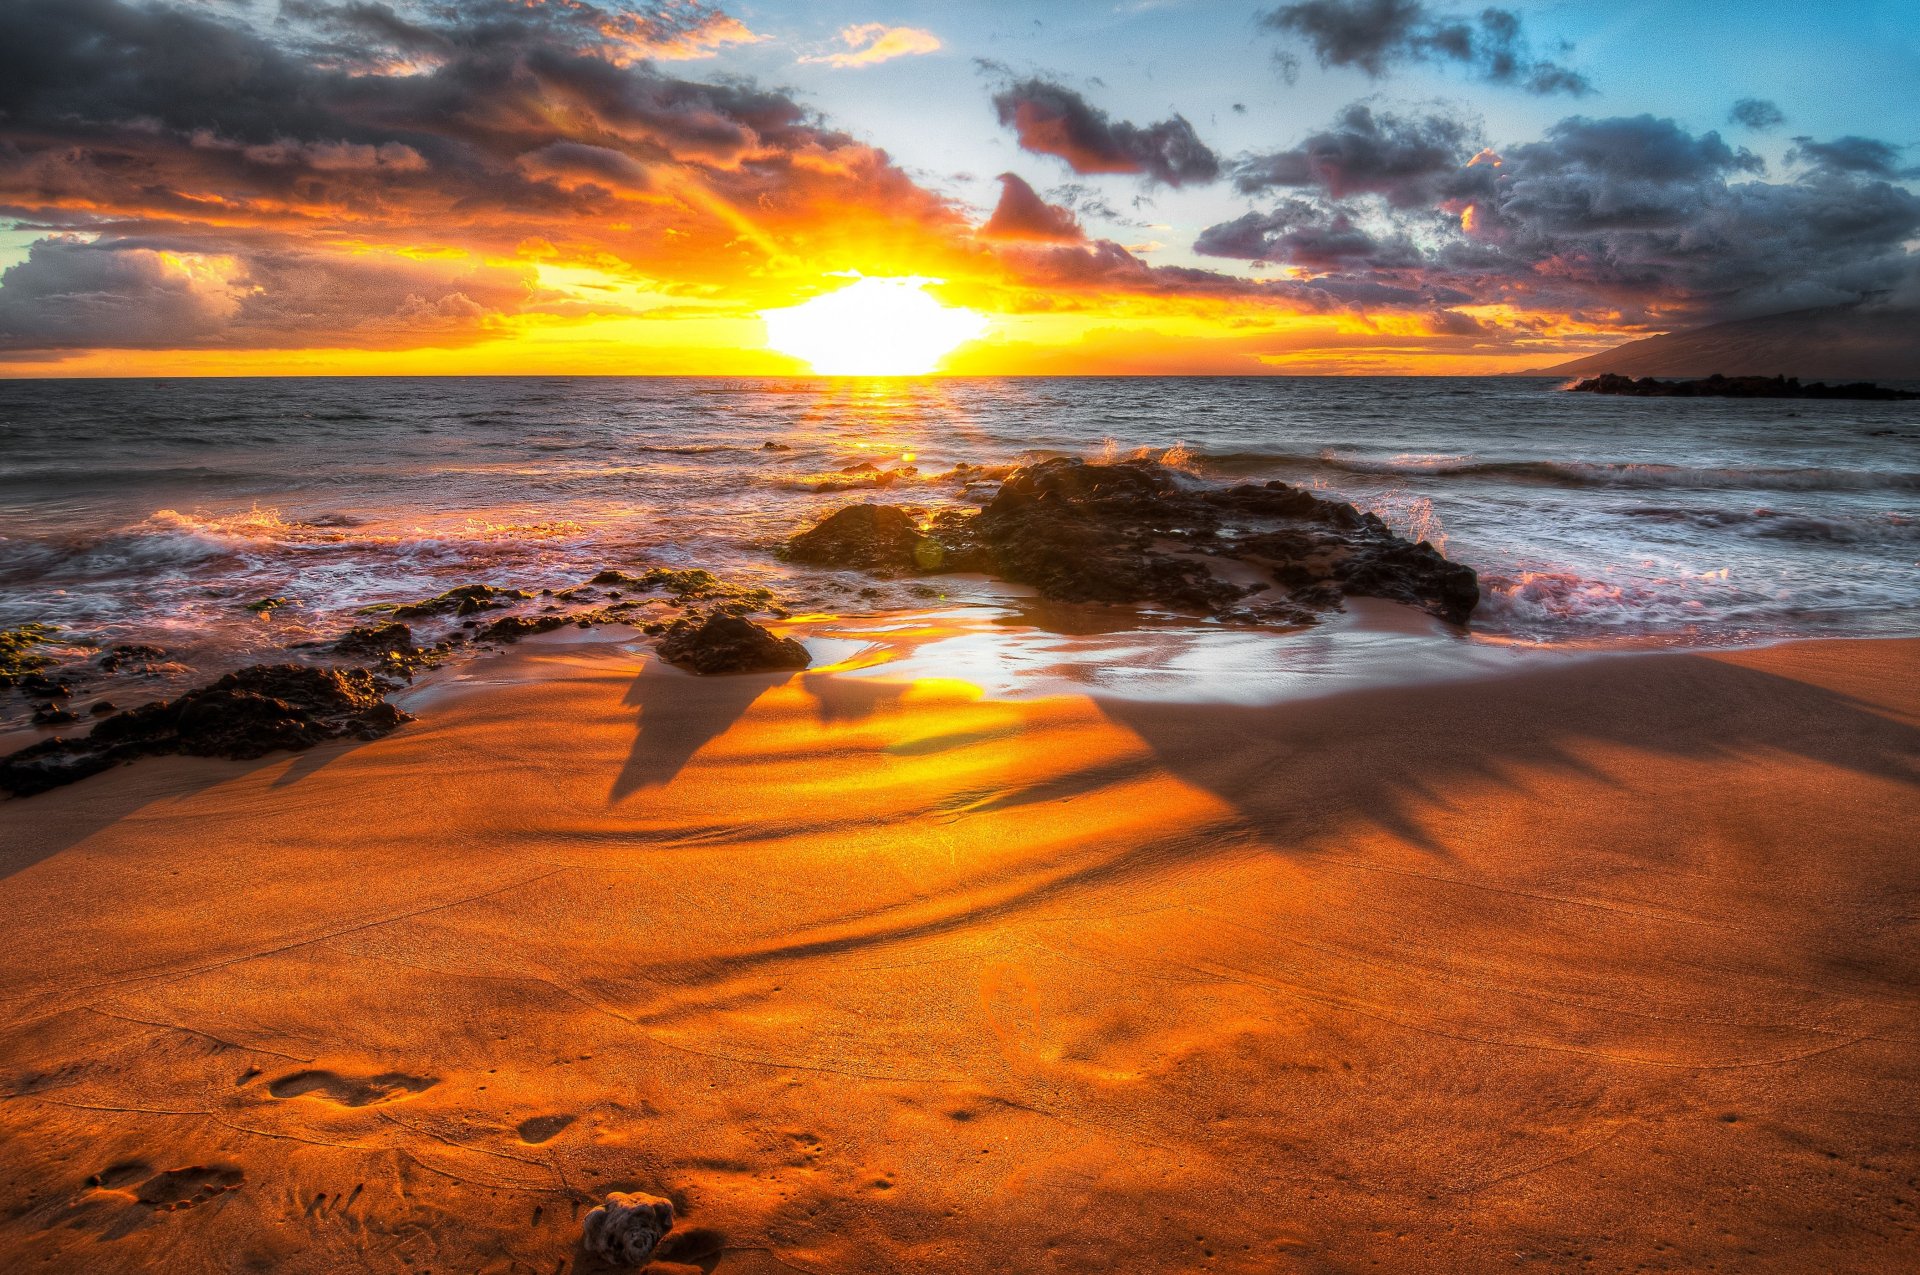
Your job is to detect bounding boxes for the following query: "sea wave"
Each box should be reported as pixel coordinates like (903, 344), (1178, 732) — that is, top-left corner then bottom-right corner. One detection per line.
(1196, 449), (1920, 492)
(1622, 505), (1920, 544)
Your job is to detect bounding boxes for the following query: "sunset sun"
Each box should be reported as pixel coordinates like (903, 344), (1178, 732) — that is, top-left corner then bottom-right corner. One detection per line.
(761, 277), (988, 375)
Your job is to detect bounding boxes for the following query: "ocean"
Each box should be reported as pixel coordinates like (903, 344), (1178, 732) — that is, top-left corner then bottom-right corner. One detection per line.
(2, 375), (1916, 718)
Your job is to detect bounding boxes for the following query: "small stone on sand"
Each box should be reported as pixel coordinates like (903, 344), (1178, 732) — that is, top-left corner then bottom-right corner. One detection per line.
(581, 1191), (675, 1267)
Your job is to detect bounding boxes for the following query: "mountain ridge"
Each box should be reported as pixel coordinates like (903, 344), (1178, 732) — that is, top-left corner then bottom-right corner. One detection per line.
(1534, 303), (1920, 380)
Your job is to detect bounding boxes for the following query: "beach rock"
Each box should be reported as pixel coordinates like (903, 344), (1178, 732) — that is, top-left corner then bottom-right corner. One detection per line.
(589, 567), (772, 608)
(389, 584), (533, 619)
(784, 458), (1482, 625)
(98, 643), (168, 674)
(581, 1191), (675, 1267)
(31, 703), (78, 726)
(783, 503), (964, 573)
(972, 459), (1245, 613)
(17, 672), (72, 699)
(480, 613), (575, 642)
(334, 622), (416, 660)
(1569, 372), (1920, 401)
(0, 623), (58, 689)
(0, 664), (410, 798)
(657, 615), (810, 675)
(333, 621), (443, 676)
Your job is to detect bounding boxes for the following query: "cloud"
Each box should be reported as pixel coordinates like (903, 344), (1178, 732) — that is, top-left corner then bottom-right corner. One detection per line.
(1729, 98), (1785, 132)
(1787, 135), (1920, 180)
(800, 24), (941, 68)
(514, 141), (653, 193)
(1193, 198), (1428, 274)
(0, 0), (975, 349)
(1234, 103), (1480, 207)
(990, 77), (1221, 187)
(0, 233), (534, 350)
(979, 174), (1085, 243)
(1259, 0), (1591, 95)
(1197, 106), (1920, 325)
(0, 238), (245, 348)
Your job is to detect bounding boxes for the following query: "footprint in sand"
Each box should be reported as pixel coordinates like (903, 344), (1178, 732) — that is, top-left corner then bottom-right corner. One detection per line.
(267, 1069), (437, 1107)
(135, 1166), (245, 1212)
(88, 1163), (244, 1213)
(516, 1114), (574, 1145)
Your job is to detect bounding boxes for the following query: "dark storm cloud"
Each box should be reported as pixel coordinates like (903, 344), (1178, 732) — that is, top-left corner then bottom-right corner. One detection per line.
(1197, 106), (1920, 324)
(979, 174), (1085, 243)
(1195, 200), (1380, 265)
(1233, 103), (1481, 207)
(1729, 98), (1785, 131)
(1787, 136), (1920, 180)
(1509, 115), (1763, 183)
(1259, 0), (1591, 95)
(989, 77), (1221, 187)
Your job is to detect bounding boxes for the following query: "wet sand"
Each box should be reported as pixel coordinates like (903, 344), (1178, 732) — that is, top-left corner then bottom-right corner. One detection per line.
(0, 620), (1916, 1273)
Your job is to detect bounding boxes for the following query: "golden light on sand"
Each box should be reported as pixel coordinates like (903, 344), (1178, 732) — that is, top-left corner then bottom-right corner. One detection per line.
(761, 277), (988, 375)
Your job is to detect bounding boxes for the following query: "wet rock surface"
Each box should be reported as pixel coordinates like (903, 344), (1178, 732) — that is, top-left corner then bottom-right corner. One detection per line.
(1, 665), (410, 798)
(656, 614), (811, 675)
(1569, 372), (1920, 400)
(784, 458), (1481, 626)
(0, 624), (58, 688)
(386, 584), (534, 619)
(589, 567), (776, 610)
(782, 503), (952, 574)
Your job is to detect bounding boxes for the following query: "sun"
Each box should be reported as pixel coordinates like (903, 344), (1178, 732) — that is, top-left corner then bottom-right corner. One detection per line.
(761, 277), (988, 375)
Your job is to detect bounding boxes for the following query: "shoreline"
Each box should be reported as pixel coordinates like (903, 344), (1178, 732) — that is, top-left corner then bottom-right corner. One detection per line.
(0, 623), (1915, 1272)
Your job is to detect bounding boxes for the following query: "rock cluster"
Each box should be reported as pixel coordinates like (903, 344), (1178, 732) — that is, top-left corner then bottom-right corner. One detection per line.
(0, 665), (410, 797)
(387, 584), (534, 619)
(0, 623), (58, 688)
(1569, 372), (1919, 400)
(783, 457), (1481, 626)
(656, 614), (810, 675)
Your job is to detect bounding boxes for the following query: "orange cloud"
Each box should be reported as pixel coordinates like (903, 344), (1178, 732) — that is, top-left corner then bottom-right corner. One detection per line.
(978, 175), (1085, 244)
(800, 24), (943, 68)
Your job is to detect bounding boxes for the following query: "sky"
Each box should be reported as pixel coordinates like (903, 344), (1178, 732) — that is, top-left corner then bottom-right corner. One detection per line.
(0, 0), (1915, 376)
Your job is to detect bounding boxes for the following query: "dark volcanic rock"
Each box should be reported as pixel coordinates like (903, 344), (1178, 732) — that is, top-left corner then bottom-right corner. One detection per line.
(480, 613), (576, 642)
(0, 664), (409, 798)
(97, 643), (168, 674)
(588, 567), (774, 608)
(784, 458), (1481, 625)
(17, 672), (72, 700)
(656, 615), (810, 675)
(332, 621), (442, 676)
(388, 584), (533, 619)
(1569, 372), (1919, 401)
(0, 623), (58, 689)
(783, 504), (967, 573)
(334, 622), (417, 659)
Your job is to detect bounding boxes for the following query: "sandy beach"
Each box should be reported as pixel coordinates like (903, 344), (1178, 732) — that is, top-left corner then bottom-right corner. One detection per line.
(0, 618), (1915, 1273)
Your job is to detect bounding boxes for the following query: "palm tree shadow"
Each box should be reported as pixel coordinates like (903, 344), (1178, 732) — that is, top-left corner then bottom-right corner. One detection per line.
(796, 668), (916, 725)
(608, 660), (790, 802)
(1094, 649), (1920, 858)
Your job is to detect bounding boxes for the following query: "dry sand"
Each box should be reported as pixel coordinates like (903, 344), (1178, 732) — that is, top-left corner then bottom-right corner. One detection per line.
(0, 620), (1916, 1273)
